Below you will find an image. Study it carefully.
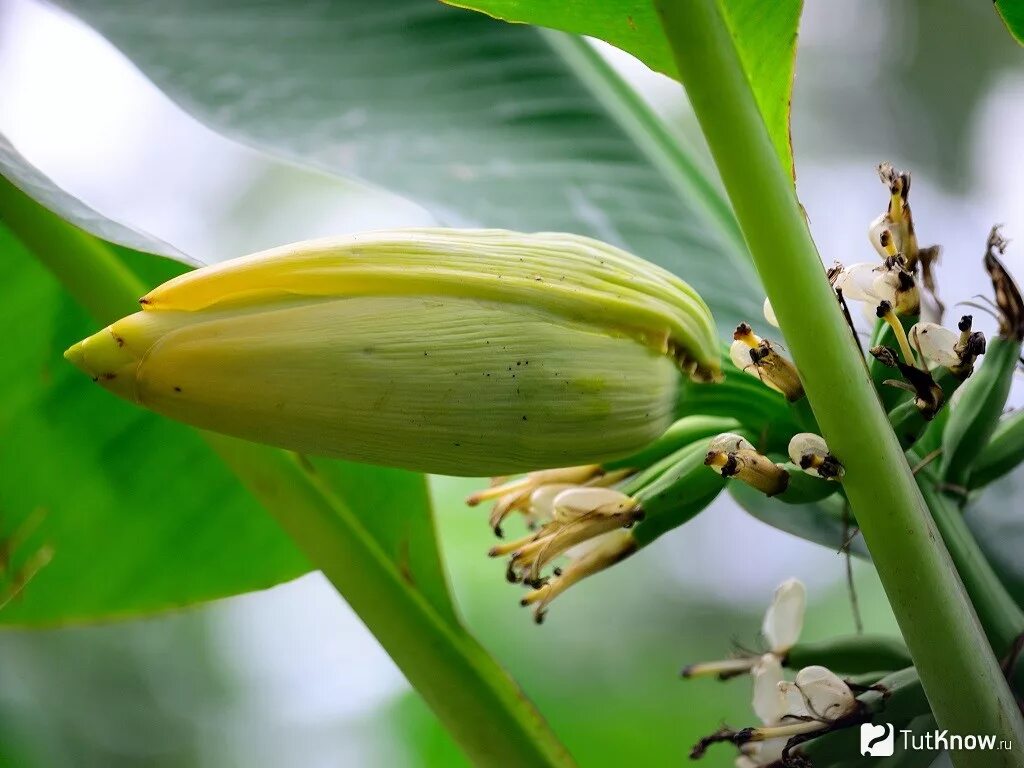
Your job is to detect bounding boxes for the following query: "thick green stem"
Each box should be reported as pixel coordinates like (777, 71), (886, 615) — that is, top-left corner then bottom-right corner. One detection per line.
(0, 175), (575, 768)
(654, 1), (1024, 763)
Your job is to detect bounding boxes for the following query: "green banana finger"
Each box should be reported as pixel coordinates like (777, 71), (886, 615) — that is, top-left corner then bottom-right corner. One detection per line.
(968, 407), (1024, 490)
(785, 635), (911, 675)
(941, 335), (1022, 491)
(604, 415), (743, 471)
(631, 439), (728, 546)
(773, 462), (841, 505)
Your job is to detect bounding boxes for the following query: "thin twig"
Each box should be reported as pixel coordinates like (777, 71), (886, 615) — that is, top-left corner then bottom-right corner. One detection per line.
(911, 448), (942, 475)
(841, 502), (863, 634)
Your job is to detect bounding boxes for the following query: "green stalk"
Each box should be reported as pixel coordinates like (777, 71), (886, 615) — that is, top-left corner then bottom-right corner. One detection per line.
(0, 176), (575, 768)
(653, 1), (1024, 762)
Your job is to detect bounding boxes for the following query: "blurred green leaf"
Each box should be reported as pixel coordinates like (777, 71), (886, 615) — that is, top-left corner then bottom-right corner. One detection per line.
(51, 0), (762, 331)
(442, 0), (802, 176)
(0, 147), (449, 627)
(0, 226), (301, 624)
(729, 484), (870, 559)
(996, 0), (1024, 45)
(967, 470), (1024, 606)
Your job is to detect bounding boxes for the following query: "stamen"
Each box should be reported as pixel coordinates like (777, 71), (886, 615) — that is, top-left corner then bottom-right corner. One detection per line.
(519, 530), (637, 623)
(681, 657), (759, 679)
(743, 720), (829, 743)
(877, 302), (918, 367)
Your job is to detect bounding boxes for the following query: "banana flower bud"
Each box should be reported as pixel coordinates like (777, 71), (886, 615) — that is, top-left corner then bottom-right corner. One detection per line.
(64, 229), (721, 476)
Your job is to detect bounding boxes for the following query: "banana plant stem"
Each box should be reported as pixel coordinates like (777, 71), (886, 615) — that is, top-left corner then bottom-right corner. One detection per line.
(654, 1), (1024, 763)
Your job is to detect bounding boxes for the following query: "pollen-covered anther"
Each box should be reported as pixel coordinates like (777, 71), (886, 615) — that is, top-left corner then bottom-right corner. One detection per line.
(787, 433), (844, 480)
(983, 226), (1024, 341)
(870, 344), (944, 420)
(875, 162), (920, 267)
(705, 434), (790, 497)
(729, 324), (804, 402)
(519, 529), (638, 624)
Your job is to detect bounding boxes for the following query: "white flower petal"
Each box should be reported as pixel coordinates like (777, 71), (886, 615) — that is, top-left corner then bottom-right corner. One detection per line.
(730, 339), (757, 374)
(763, 578), (805, 653)
(709, 432), (755, 453)
(751, 654), (787, 724)
(868, 214), (891, 259)
(910, 322), (960, 367)
(787, 433), (829, 467)
(753, 738), (789, 766)
(833, 263), (880, 303)
(763, 297), (780, 328)
(870, 271), (900, 306)
(792, 665), (857, 721)
(777, 680), (812, 719)
(551, 486), (635, 522)
(528, 483), (577, 522)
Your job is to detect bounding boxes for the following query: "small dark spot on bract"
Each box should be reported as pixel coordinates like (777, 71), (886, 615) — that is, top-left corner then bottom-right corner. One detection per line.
(174, 386), (182, 393)
(113, 334), (125, 347)
(516, 361), (521, 366)
(101, 372), (117, 381)
(522, 415), (528, 421)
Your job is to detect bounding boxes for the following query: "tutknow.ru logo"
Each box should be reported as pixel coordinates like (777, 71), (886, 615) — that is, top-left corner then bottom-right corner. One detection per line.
(860, 723), (895, 756)
(860, 722), (1013, 756)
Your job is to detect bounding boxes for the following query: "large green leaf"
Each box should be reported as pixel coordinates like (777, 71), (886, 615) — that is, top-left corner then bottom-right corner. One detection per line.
(996, 0), (1024, 45)
(443, 0), (801, 177)
(0, 142), (451, 627)
(51, 0), (761, 332)
(0, 134), (186, 263)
